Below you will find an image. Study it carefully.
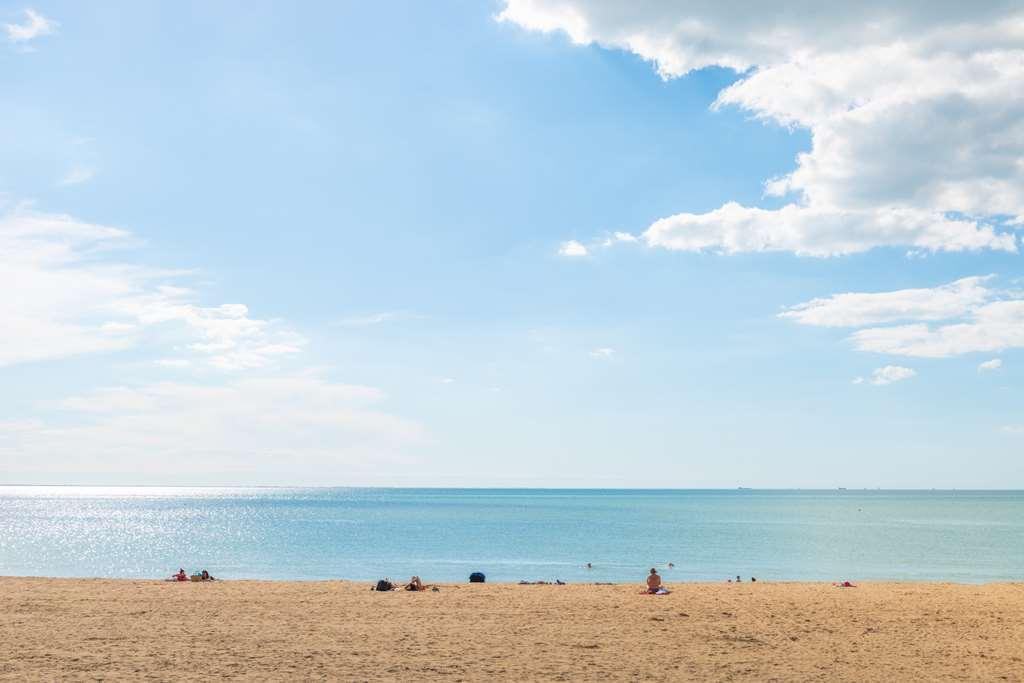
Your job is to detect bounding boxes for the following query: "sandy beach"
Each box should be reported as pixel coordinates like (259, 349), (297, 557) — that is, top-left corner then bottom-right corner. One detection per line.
(1, 578), (1022, 681)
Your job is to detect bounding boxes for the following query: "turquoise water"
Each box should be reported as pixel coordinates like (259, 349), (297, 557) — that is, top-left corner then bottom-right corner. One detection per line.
(1, 487), (1021, 583)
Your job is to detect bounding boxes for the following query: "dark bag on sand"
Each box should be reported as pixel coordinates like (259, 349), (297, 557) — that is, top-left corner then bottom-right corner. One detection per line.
(469, 572), (485, 583)
(375, 579), (394, 591)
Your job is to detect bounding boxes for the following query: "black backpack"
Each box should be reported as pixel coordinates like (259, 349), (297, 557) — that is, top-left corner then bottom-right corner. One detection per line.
(375, 579), (394, 591)
(469, 572), (485, 583)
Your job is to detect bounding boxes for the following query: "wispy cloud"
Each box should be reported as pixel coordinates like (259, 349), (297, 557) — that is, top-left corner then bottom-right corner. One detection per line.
(600, 232), (638, 247)
(0, 203), (303, 370)
(779, 277), (993, 328)
(5, 8), (56, 45)
(0, 374), (425, 478)
(589, 347), (615, 359)
(559, 232), (638, 257)
(558, 240), (588, 257)
(155, 358), (191, 368)
(332, 311), (422, 328)
(855, 365), (916, 386)
(978, 358), (1003, 372)
(58, 166), (97, 187)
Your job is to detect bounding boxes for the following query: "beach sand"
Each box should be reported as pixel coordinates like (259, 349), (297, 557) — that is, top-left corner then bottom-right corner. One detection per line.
(1, 578), (1022, 681)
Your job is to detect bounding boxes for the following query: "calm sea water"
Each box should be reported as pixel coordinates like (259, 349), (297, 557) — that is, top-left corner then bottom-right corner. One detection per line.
(1, 487), (1021, 583)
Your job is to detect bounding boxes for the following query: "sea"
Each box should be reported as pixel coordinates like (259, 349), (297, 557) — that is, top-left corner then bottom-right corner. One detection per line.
(1, 487), (1021, 583)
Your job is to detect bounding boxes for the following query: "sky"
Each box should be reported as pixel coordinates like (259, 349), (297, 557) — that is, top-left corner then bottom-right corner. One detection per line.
(1, 1), (1022, 488)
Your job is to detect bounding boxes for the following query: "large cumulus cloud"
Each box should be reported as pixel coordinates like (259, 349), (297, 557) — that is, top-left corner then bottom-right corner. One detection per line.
(501, 0), (1024, 255)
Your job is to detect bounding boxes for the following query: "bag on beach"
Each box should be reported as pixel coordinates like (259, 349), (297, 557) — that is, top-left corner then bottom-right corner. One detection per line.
(469, 572), (485, 583)
(375, 579), (394, 591)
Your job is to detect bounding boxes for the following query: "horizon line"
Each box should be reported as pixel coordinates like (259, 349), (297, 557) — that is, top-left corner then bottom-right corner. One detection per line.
(2, 484), (1022, 492)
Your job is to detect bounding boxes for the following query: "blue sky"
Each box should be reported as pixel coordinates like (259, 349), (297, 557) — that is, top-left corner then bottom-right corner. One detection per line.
(1, 1), (1022, 487)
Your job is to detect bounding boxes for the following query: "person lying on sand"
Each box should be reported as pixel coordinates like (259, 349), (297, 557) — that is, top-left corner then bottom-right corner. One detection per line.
(405, 576), (424, 591)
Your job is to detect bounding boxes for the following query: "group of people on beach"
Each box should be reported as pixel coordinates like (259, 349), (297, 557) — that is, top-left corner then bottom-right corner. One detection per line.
(373, 575), (438, 592)
(170, 565), (768, 590)
(167, 568), (215, 582)
(373, 568), (674, 594)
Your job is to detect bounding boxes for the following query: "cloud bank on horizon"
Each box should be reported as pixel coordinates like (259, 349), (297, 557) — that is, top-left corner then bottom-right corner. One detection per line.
(501, 0), (1024, 256)
(0, 202), (423, 480)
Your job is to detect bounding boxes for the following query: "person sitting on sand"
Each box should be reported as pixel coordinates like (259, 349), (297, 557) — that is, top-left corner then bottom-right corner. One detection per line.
(405, 576), (424, 591)
(646, 568), (662, 593)
(201, 570), (215, 581)
(174, 568), (187, 582)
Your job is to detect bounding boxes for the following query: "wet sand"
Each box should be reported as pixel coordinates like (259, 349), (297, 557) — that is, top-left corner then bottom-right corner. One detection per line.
(1, 577), (1022, 681)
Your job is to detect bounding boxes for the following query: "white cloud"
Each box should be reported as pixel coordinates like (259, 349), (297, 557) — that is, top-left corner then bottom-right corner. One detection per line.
(334, 312), (399, 327)
(58, 166), (97, 186)
(866, 365), (916, 386)
(0, 374), (425, 477)
(784, 276), (1024, 359)
(559, 239), (588, 256)
(851, 301), (1024, 358)
(979, 358), (1003, 372)
(0, 202), (423, 479)
(561, 231), (640, 255)
(644, 205), (1015, 257)
(0, 203), (303, 369)
(500, 1), (1021, 79)
(600, 231), (638, 247)
(113, 296), (304, 370)
(779, 276), (994, 327)
(155, 358), (191, 368)
(502, 1), (1024, 255)
(589, 347), (614, 359)
(440, 377), (455, 384)
(851, 377), (864, 385)
(1001, 424), (1024, 435)
(5, 8), (56, 44)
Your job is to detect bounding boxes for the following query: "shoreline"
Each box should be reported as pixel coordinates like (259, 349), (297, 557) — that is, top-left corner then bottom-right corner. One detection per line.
(3, 574), (1024, 585)
(3, 577), (1022, 680)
